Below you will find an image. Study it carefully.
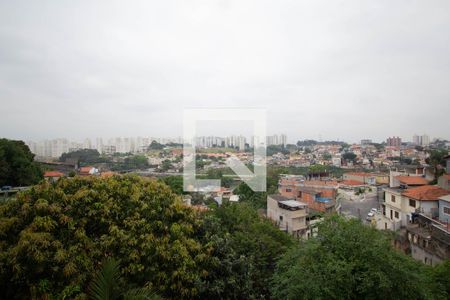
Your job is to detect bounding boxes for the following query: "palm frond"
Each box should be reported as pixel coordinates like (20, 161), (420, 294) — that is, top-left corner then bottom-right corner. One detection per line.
(123, 288), (162, 300)
(89, 258), (121, 300)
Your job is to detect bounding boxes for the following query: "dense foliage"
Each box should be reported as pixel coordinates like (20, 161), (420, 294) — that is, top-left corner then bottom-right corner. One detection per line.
(198, 203), (294, 299)
(0, 175), (206, 299)
(426, 149), (448, 182)
(160, 176), (184, 195)
(59, 149), (104, 164)
(233, 182), (267, 209)
(148, 141), (165, 150)
(110, 155), (150, 171)
(272, 215), (448, 300)
(0, 175), (294, 299)
(0, 138), (43, 186)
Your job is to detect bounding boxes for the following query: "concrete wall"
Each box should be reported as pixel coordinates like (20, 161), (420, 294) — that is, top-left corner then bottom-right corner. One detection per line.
(417, 201), (439, 218)
(279, 186), (297, 198)
(438, 200), (450, 224)
(410, 244), (442, 267)
(267, 196), (307, 235)
(438, 176), (449, 191)
(446, 158), (450, 174)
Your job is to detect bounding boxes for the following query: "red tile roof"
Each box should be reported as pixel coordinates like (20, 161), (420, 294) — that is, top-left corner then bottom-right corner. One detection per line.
(402, 185), (450, 201)
(44, 171), (64, 177)
(79, 166), (94, 173)
(100, 171), (117, 178)
(395, 176), (429, 186)
(345, 172), (375, 177)
(340, 180), (365, 186)
(303, 180), (338, 187)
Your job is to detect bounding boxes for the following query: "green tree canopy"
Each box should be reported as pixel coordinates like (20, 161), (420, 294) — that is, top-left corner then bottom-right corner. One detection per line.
(342, 152), (357, 162)
(0, 175), (207, 299)
(148, 141), (164, 150)
(199, 203), (295, 299)
(272, 215), (442, 300)
(233, 182), (267, 209)
(59, 149), (102, 164)
(426, 149), (448, 182)
(267, 145), (289, 156)
(0, 138), (43, 186)
(161, 176), (184, 195)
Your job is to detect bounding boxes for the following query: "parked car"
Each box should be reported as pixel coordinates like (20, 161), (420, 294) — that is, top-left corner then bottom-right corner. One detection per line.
(366, 211), (375, 221)
(1, 186), (12, 191)
(370, 208), (378, 213)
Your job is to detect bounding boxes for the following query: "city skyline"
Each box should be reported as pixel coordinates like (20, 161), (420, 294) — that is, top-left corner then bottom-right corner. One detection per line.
(1, 1), (450, 142)
(23, 132), (441, 144)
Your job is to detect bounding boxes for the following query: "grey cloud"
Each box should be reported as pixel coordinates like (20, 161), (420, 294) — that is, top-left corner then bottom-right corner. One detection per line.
(0, 0), (449, 143)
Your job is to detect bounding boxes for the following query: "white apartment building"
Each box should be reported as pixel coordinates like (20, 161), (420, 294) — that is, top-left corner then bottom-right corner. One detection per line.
(378, 185), (449, 231)
(267, 134), (287, 147)
(413, 134), (430, 146)
(267, 194), (308, 239)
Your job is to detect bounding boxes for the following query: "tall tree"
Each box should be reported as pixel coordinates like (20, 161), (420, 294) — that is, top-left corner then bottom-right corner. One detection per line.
(0, 175), (207, 299)
(199, 203), (295, 299)
(59, 149), (102, 164)
(0, 138), (43, 186)
(426, 149), (448, 183)
(272, 215), (441, 300)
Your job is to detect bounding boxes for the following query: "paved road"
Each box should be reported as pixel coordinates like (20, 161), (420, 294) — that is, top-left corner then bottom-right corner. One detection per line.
(339, 191), (380, 222)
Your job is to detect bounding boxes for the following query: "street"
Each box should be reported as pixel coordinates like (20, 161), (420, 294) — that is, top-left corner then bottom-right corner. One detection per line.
(339, 189), (380, 222)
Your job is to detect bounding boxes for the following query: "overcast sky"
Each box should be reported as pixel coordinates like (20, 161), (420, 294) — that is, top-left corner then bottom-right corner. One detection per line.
(0, 0), (449, 143)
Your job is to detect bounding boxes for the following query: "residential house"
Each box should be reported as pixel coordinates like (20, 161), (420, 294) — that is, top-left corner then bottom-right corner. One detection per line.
(405, 213), (450, 266)
(343, 172), (376, 185)
(393, 175), (429, 188)
(445, 155), (450, 173)
(438, 174), (450, 191)
(402, 185), (449, 219)
(267, 195), (308, 239)
(378, 187), (404, 230)
(100, 171), (117, 178)
(339, 179), (366, 190)
(44, 171), (64, 182)
(278, 175), (338, 213)
(296, 181), (337, 213)
(438, 195), (450, 225)
(79, 166), (99, 176)
(389, 165), (434, 185)
(378, 185), (449, 230)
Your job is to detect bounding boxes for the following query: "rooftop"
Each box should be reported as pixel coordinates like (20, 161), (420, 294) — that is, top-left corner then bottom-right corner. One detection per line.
(439, 195), (450, 203)
(44, 171), (64, 177)
(269, 194), (307, 210)
(402, 185), (450, 201)
(279, 200), (307, 208)
(345, 172), (375, 177)
(395, 175), (429, 186)
(79, 166), (94, 172)
(340, 179), (365, 186)
(269, 194), (294, 202)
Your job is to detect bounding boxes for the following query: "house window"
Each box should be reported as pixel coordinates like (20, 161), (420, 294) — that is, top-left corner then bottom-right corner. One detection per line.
(394, 211), (399, 219)
(444, 206), (450, 215)
(286, 188), (292, 193)
(409, 199), (416, 208)
(279, 215), (283, 221)
(391, 195), (396, 202)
